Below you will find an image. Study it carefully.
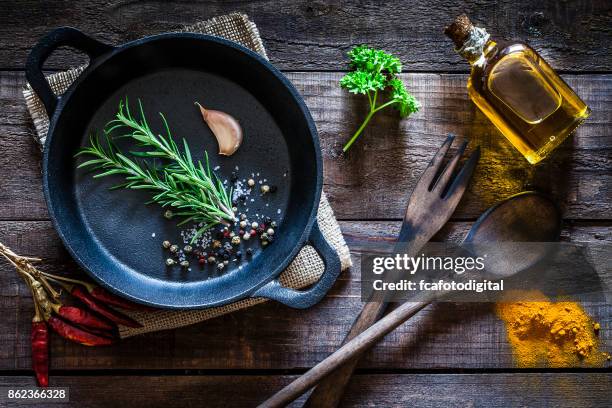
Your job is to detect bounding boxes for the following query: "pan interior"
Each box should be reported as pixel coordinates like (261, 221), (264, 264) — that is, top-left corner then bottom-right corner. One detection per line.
(45, 37), (319, 307)
(76, 67), (291, 281)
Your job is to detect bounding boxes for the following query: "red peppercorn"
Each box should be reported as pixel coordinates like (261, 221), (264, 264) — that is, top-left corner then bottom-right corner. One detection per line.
(239, 230), (245, 236)
(260, 224), (266, 230)
(250, 229), (256, 235)
(223, 230), (230, 238)
(198, 258), (206, 265)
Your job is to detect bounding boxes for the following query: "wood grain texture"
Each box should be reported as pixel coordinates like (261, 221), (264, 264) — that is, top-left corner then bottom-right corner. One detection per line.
(0, 0), (610, 71)
(1, 220), (609, 371)
(2, 373), (612, 407)
(1, 71), (610, 220)
(1, 1), (610, 403)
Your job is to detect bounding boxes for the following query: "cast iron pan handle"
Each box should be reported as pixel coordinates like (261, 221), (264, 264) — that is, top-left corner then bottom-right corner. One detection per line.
(26, 27), (113, 116)
(252, 220), (342, 309)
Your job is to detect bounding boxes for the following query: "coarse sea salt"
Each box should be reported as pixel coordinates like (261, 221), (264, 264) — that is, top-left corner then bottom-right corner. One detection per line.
(180, 224), (212, 250)
(232, 180), (252, 202)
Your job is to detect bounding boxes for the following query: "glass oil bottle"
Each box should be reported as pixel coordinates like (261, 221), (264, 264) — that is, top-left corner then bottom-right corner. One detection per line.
(445, 15), (590, 164)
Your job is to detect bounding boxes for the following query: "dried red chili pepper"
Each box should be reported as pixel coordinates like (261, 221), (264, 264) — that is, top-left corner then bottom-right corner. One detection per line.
(47, 316), (114, 346)
(35, 271), (155, 312)
(51, 303), (116, 331)
(68, 284), (142, 328)
(31, 319), (49, 387)
(87, 286), (156, 312)
(84, 325), (119, 341)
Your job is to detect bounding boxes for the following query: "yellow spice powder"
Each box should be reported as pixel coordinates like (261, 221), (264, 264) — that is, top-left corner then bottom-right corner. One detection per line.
(496, 292), (607, 367)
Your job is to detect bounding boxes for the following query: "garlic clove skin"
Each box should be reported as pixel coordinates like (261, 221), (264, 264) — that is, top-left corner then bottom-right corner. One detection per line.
(196, 102), (243, 156)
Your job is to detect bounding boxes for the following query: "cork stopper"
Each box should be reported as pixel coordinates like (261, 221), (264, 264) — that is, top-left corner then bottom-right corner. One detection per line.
(445, 14), (473, 48)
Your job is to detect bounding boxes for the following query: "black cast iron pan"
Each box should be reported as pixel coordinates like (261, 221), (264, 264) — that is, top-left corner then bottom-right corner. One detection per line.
(26, 27), (341, 309)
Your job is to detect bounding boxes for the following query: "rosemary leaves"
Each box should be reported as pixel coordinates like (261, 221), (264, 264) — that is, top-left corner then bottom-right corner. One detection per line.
(76, 99), (235, 241)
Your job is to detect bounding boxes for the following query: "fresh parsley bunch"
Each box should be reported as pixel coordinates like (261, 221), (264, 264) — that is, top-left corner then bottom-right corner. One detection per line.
(340, 45), (420, 152)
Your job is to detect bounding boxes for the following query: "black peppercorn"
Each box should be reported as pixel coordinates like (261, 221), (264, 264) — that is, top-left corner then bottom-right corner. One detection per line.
(236, 251), (242, 258)
(246, 248), (253, 256)
(264, 217), (272, 224)
(215, 231), (224, 240)
(230, 172), (238, 182)
(269, 185), (278, 193)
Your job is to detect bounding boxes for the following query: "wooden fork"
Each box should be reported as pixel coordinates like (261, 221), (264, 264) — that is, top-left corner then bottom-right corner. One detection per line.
(260, 135), (480, 408)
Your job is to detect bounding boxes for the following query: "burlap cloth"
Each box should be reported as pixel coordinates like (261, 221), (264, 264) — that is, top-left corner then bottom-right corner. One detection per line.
(23, 13), (351, 338)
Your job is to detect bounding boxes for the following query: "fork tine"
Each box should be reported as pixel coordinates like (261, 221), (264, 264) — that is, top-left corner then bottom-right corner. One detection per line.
(431, 140), (468, 194)
(443, 146), (480, 201)
(420, 134), (455, 184)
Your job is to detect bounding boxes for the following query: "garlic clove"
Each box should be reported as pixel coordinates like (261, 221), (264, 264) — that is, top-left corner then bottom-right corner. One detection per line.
(195, 102), (243, 156)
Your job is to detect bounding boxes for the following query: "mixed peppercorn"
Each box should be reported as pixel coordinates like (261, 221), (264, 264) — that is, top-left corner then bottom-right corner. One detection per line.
(162, 215), (278, 270)
(161, 170), (280, 271)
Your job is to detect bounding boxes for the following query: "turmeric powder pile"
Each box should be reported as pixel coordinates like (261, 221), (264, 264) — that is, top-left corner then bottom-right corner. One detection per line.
(496, 291), (609, 367)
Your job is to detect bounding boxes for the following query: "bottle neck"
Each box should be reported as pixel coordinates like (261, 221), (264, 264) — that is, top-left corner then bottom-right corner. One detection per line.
(468, 40), (497, 66)
(456, 26), (493, 65)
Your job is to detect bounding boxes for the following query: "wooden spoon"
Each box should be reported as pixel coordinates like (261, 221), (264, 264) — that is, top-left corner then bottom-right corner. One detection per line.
(258, 191), (561, 408)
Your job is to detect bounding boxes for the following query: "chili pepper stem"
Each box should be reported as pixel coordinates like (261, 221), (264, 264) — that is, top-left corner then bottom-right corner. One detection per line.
(35, 274), (62, 300)
(3, 254), (37, 284)
(29, 283), (44, 322)
(39, 271), (94, 292)
(44, 277), (74, 292)
(0, 246), (61, 299)
(0, 242), (41, 263)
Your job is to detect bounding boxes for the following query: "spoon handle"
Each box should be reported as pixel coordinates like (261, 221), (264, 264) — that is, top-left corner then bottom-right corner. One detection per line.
(302, 300), (387, 407)
(258, 294), (435, 408)
(303, 236), (428, 407)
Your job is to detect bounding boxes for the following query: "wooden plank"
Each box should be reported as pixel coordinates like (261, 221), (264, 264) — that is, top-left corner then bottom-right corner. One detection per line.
(1, 373), (611, 407)
(1, 220), (609, 371)
(1, 1), (610, 71)
(1, 71), (610, 220)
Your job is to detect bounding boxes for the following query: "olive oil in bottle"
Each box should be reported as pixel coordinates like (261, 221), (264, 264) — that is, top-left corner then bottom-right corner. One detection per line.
(445, 15), (590, 164)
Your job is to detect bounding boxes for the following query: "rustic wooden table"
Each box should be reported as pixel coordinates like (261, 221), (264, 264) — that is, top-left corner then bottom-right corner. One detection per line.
(1, 1), (610, 407)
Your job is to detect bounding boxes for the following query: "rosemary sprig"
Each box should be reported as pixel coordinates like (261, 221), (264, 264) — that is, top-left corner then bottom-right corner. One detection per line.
(76, 98), (235, 241)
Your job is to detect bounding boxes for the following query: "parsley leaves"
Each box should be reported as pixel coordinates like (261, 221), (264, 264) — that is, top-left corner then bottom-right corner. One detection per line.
(340, 45), (420, 152)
